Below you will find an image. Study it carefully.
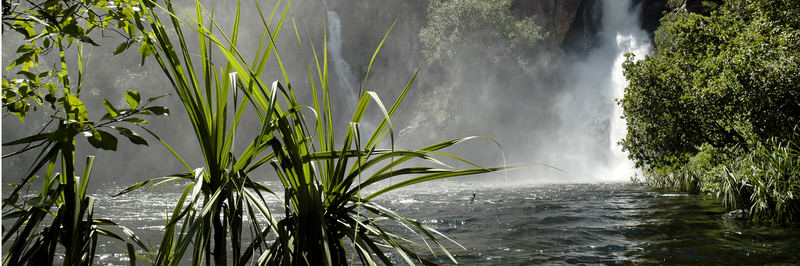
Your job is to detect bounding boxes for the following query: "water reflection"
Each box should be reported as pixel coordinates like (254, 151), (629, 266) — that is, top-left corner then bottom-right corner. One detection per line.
(623, 191), (800, 264)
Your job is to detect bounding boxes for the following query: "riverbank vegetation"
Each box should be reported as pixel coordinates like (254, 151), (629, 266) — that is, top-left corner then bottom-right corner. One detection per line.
(3, 0), (505, 264)
(621, 0), (800, 226)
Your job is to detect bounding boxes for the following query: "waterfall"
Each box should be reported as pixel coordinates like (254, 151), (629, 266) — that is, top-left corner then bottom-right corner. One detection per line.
(552, 0), (651, 181)
(605, 1), (651, 180)
(326, 10), (359, 107)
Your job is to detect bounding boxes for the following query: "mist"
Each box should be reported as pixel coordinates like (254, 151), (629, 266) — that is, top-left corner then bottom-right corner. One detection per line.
(545, 0), (651, 182)
(2, 0), (654, 188)
(395, 0), (652, 183)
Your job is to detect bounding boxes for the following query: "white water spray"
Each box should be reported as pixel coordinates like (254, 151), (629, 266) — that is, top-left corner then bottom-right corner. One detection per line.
(551, 0), (651, 181)
(607, 1), (652, 180)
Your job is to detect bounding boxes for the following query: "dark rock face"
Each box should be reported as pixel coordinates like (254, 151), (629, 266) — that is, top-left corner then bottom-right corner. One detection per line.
(683, 0), (724, 15)
(561, 0), (602, 55)
(634, 0), (669, 36)
(633, 0), (725, 39)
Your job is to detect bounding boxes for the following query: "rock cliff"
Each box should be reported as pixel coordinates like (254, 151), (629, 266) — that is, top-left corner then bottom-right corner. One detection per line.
(324, 0), (674, 88)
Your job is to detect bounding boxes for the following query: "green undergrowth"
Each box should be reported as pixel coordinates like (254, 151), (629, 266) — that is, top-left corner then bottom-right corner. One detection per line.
(640, 138), (800, 226)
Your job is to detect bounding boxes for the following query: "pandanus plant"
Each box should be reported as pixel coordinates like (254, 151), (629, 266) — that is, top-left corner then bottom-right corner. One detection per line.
(120, 0), (505, 264)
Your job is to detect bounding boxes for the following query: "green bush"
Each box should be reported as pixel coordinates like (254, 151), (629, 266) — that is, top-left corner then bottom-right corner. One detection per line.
(622, 0), (800, 226)
(621, 0), (800, 169)
(2, 1), (166, 264)
(641, 138), (800, 226)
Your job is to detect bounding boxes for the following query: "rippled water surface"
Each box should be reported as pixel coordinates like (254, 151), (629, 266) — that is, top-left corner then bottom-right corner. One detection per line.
(83, 181), (800, 264)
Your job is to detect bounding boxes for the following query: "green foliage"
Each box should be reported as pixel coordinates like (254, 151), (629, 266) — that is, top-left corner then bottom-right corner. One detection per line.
(622, 0), (800, 168)
(661, 138), (800, 226)
(1, 52), (165, 265)
(1, 81), (167, 264)
(2, 0), (149, 120)
(716, 139), (800, 226)
(2, 155), (148, 265)
(622, 0), (800, 226)
(419, 0), (545, 64)
(639, 138), (800, 226)
(642, 144), (731, 193)
(118, 0), (505, 264)
(2, 1), (170, 264)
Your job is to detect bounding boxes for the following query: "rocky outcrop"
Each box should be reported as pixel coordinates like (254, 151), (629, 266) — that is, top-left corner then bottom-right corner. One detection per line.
(633, 0), (725, 39)
(561, 0), (602, 55)
(634, 0), (669, 35)
(329, 0), (595, 67)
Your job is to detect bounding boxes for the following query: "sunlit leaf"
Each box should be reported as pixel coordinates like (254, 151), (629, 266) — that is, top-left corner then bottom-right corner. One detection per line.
(64, 94), (89, 121)
(103, 99), (119, 118)
(125, 90), (141, 109)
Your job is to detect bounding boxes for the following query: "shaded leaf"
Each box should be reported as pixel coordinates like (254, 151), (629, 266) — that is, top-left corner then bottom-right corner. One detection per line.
(78, 35), (100, 46)
(144, 94), (170, 104)
(122, 117), (148, 124)
(143, 106), (169, 116)
(3, 132), (51, 146)
(113, 40), (133, 55)
(111, 126), (148, 146)
(87, 130), (118, 151)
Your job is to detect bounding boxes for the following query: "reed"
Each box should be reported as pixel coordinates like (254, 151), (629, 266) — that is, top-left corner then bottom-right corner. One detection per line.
(119, 0), (505, 264)
(724, 138), (800, 226)
(641, 138), (800, 226)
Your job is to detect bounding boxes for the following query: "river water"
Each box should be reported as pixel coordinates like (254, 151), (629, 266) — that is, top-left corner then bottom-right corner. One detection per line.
(87, 181), (800, 264)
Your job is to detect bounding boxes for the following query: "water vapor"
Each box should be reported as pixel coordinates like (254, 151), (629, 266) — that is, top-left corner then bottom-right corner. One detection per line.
(2, 0), (655, 188)
(397, 0), (652, 183)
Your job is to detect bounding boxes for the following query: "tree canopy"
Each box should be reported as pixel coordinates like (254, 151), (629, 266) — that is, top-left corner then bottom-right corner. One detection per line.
(418, 0), (546, 65)
(2, 0), (149, 121)
(621, 0), (800, 168)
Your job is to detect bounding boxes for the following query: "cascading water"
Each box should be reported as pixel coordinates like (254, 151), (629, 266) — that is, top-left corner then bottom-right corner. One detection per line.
(326, 9), (378, 133)
(608, 22), (651, 180)
(326, 10), (359, 109)
(551, 0), (651, 181)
